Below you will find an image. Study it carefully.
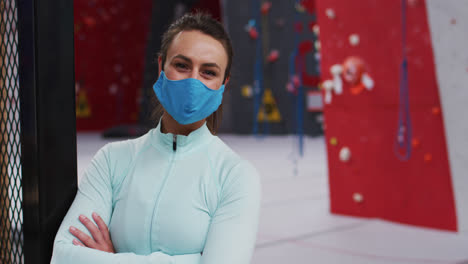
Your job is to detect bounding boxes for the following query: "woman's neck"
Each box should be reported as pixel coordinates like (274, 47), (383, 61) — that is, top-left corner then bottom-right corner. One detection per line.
(160, 113), (205, 136)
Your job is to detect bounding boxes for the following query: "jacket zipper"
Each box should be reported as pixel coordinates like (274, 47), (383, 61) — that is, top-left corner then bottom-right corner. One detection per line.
(149, 134), (177, 251)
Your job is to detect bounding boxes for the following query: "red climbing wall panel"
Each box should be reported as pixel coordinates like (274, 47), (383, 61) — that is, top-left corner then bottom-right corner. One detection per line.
(316, 0), (457, 231)
(74, 0), (152, 131)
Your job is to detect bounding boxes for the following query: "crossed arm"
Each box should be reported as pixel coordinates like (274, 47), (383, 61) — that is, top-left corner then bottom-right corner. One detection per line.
(50, 145), (261, 264)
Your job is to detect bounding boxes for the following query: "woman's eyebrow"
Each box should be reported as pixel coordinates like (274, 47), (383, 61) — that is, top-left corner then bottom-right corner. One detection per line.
(202, 63), (221, 70)
(173, 54), (192, 64)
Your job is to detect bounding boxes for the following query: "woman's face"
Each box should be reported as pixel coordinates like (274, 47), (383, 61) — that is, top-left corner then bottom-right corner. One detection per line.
(159, 30), (229, 90)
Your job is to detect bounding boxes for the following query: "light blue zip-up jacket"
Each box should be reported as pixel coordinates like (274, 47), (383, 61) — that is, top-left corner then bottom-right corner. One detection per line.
(51, 121), (262, 264)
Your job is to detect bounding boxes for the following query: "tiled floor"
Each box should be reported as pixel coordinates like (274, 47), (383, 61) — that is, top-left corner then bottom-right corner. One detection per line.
(77, 132), (468, 264)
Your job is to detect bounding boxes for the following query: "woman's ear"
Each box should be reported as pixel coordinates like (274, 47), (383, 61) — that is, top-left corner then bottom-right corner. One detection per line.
(158, 56), (163, 76)
(223, 74), (230, 86)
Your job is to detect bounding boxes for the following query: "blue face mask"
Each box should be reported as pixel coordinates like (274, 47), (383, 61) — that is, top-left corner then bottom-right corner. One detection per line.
(153, 71), (225, 125)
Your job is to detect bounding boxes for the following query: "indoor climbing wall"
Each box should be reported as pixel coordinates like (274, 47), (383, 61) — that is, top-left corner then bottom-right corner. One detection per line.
(425, 0), (468, 233)
(223, 0), (323, 136)
(317, 0), (467, 232)
(74, 0), (152, 131)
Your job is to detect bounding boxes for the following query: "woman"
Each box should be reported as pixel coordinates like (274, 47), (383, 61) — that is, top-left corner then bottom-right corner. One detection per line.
(51, 13), (261, 264)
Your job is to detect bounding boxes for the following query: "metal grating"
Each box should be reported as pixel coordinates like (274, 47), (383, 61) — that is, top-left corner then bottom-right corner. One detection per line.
(0, 0), (23, 263)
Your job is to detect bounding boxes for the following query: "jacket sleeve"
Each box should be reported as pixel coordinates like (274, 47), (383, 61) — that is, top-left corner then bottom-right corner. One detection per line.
(51, 144), (201, 264)
(200, 160), (262, 264)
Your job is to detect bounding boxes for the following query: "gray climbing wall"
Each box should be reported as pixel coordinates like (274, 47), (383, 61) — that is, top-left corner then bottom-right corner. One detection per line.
(221, 0), (323, 135)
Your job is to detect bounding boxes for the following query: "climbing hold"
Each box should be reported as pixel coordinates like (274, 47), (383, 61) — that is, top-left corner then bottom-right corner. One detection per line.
(330, 137), (338, 146)
(353, 193), (364, 203)
(286, 82), (295, 93)
(322, 80), (334, 104)
(245, 19), (256, 30)
(339, 147), (351, 162)
(408, 0), (420, 7)
(267, 49), (280, 63)
(249, 27), (258, 40)
(292, 74), (301, 88)
(109, 84), (118, 95)
(424, 153), (433, 163)
(295, 2), (306, 13)
(261, 2), (272, 15)
(314, 52), (321, 60)
(342, 56), (374, 95)
(361, 73), (374, 90)
(83, 16), (97, 27)
(342, 57), (364, 85)
(325, 8), (336, 19)
(411, 138), (421, 148)
(432, 106), (441, 115)
(312, 24), (320, 35)
(241, 85), (253, 98)
(314, 41), (321, 51)
(322, 80), (334, 91)
(349, 34), (360, 46)
(330, 64), (343, 95)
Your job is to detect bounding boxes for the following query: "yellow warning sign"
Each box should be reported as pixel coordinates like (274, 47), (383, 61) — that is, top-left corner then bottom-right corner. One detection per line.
(257, 88), (281, 122)
(76, 90), (91, 118)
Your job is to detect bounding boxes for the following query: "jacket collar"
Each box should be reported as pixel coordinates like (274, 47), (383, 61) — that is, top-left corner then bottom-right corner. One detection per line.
(151, 118), (214, 154)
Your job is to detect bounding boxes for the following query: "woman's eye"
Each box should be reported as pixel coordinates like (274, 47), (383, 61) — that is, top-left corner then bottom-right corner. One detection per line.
(175, 63), (188, 69)
(203, 70), (216, 77)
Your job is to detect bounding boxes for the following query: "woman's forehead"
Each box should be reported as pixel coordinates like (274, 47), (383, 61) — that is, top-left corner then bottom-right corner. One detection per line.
(167, 30), (228, 69)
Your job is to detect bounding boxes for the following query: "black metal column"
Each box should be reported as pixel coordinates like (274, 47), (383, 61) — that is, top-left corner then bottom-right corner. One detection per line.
(18, 0), (76, 263)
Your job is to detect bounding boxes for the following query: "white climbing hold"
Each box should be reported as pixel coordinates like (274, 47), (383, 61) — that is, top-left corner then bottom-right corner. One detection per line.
(353, 193), (364, 203)
(325, 8), (336, 19)
(349, 34), (360, 46)
(339, 146), (351, 162)
(330, 64), (343, 95)
(322, 80), (334, 104)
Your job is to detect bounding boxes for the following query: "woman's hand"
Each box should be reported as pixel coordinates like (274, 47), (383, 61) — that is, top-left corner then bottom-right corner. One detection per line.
(69, 212), (115, 253)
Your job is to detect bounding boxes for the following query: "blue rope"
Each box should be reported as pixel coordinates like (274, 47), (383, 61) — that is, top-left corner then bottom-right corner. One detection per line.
(394, 0), (412, 161)
(252, 0), (264, 136)
(294, 0), (304, 157)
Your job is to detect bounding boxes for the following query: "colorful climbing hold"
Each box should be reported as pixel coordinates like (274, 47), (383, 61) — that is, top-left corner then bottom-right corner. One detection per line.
(295, 2), (306, 13)
(411, 138), (421, 148)
(330, 137), (338, 146)
(249, 27), (258, 40)
(424, 153), (433, 162)
(312, 24), (320, 35)
(292, 74), (301, 88)
(241, 85), (254, 98)
(261, 1), (272, 15)
(267, 49), (280, 63)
